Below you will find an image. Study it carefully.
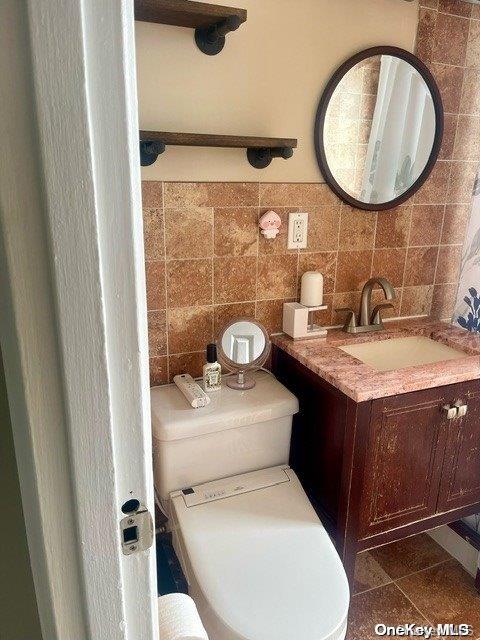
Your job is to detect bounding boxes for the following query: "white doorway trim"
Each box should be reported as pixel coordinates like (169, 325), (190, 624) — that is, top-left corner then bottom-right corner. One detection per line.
(0, 1), (158, 638)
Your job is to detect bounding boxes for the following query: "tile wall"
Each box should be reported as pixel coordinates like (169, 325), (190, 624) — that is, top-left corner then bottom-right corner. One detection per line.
(143, 0), (480, 385)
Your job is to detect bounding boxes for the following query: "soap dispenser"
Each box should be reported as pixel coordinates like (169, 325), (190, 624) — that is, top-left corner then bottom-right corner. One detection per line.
(203, 343), (222, 392)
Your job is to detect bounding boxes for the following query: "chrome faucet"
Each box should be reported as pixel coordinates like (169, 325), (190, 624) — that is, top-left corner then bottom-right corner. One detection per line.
(336, 277), (396, 334)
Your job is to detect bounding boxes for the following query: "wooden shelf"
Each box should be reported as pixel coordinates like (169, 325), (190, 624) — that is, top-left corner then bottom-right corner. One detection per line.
(134, 0), (246, 29)
(134, 0), (247, 55)
(139, 130), (298, 168)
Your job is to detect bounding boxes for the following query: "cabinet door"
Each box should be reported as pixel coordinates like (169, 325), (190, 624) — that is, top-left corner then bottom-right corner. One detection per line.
(437, 387), (480, 512)
(359, 388), (449, 539)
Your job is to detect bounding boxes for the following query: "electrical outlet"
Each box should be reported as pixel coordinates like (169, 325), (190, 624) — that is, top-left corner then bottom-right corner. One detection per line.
(287, 212), (308, 249)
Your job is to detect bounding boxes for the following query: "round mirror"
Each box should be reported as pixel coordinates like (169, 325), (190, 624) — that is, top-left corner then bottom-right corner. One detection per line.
(217, 319), (270, 390)
(315, 46), (444, 211)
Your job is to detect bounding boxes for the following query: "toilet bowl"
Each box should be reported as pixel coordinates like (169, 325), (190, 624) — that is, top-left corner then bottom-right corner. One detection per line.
(151, 372), (350, 640)
(169, 466), (349, 640)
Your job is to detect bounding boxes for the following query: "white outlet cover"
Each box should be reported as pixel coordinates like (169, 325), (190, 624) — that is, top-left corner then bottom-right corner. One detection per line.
(287, 212), (308, 249)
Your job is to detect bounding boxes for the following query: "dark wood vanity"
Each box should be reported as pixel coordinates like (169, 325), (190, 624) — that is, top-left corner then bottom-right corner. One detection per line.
(272, 323), (480, 587)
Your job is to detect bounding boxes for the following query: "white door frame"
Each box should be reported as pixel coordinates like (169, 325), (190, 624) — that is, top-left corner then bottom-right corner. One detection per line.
(0, 1), (158, 639)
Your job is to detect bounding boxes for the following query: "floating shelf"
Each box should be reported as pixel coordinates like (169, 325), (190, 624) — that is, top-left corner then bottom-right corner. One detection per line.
(134, 0), (247, 55)
(139, 131), (298, 169)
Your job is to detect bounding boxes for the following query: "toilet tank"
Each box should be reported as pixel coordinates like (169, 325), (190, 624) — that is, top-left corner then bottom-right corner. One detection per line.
(151, 371), (299, 500)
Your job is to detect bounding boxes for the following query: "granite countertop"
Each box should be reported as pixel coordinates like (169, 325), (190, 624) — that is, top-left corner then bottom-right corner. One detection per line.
(272, 318), (480, 402)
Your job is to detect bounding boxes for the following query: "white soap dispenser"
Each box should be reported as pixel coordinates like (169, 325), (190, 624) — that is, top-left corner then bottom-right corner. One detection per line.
(203, 343), (222, 392)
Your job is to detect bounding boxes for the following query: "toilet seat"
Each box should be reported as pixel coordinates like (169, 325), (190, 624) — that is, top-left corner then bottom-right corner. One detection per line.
(170, 466), (350, 640)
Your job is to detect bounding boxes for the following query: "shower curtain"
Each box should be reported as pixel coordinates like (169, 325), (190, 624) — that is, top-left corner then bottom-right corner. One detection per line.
(361, 55), (436, 204)
(452, 166), (480, 572)
(454, 167), (480, 333)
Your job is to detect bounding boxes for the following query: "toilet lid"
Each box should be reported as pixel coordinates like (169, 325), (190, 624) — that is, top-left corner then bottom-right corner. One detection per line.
(171, 467), (350, 640)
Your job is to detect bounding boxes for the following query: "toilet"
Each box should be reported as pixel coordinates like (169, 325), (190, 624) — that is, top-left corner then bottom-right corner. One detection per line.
(151, 371), (350, 640)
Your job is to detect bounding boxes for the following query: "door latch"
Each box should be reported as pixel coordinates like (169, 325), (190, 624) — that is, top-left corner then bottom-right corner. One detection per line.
(120, 500), (154, 555)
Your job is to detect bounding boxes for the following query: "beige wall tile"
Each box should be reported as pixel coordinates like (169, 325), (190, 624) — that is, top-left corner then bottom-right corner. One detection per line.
(257, 254), (298, 299)
(401, 286), (434, 316)
(302, 206), (341, 252)
(169, 352), (205, 382)
(447, 162), (478, 203)
(432, 13), (469, 66)
(431, 283), (457, 319)
(336, 251), (373, 292)
(372, 249), (407, 287)
(259, 183), (337, 207)
(145, 260), (166, 310)
(143, 208), (164, 260)
(168, 307), (213, 354)
(439, 114), (458, 161)
(149, 356), (168, 386)
(414, 161), (451, 205)
(466, 17), (480, 68)
(404, 247), (439, 286)
(214, 256), (257, 303)
(429, 63), (464, 113)
(256, 299), (292, 336)
(409, 205), (444, 246)
(164, 182), (259, 208)
(375, 207), (411, 248)
(339, 207), (376, 250)
(147, 310), (167, 358)
(214, 207), (259, 256)
(213, 302), (256, 337)
(167, 259), (213, 307)
(441, 204), (470, 244)
(453, 115), (480, 161)
(438, 0), (471, 18)
(298, 251), (337, 294)
(141, 181), (163, 208)
(435, 244), (462, 283)
(165, 207), (213, 259)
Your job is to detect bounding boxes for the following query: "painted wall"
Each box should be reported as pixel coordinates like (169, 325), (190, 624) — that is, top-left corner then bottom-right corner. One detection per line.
(0, 350), (42, 639)
(136, 0), (418, 182)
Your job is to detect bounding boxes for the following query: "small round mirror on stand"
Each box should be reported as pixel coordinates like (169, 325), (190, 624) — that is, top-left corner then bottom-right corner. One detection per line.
(315, 46), (444, 211)
(217, 318), (270, 390)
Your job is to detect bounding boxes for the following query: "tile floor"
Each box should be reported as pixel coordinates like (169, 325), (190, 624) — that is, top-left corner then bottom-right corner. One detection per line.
(348, 533), (480, 639)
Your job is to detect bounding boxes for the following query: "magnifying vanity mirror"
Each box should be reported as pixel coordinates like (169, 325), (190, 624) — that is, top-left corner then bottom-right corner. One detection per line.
(315, 46), (444, 211)
(217, 319), (270, 390)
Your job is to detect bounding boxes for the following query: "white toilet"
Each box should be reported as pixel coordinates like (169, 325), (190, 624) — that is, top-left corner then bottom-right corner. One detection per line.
(151, 371), (350, 640)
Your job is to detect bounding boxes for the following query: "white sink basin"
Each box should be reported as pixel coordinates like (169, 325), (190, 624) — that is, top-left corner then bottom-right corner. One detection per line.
(338, 336), (468, 372)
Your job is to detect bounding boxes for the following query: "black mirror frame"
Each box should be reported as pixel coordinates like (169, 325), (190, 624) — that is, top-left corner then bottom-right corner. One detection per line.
(314, 46), (444, 212)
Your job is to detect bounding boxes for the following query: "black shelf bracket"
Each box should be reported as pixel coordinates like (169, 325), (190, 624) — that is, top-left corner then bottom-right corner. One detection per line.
(194, 15), (243, 56)
(247, 146), (294, 169)
(140, 140), (166, 166)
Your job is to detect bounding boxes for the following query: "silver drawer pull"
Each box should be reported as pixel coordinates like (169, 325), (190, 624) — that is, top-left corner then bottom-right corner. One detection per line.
(454, 400), (468, 418)
(442, 404), (457, 420)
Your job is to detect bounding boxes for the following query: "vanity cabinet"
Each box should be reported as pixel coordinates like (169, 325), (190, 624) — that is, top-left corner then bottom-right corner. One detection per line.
(272, 346), (480, 586)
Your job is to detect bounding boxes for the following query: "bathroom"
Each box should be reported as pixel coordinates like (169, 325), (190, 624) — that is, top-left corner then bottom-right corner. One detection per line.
(135, 0), (480, 638)
(4, 0), (480, 637)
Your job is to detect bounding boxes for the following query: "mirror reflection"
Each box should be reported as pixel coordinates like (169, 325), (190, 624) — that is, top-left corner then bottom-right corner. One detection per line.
(221, 321), (266, 365)
(320, 53), (440, 207)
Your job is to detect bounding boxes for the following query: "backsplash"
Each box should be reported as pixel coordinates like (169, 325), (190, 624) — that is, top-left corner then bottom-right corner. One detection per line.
(144, 180), (463, 385)
(143, 0), (480, 385)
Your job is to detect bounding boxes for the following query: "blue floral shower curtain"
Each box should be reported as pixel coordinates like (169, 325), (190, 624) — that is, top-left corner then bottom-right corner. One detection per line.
(452, 166), (480, 541)
(454, 167), (480, 335)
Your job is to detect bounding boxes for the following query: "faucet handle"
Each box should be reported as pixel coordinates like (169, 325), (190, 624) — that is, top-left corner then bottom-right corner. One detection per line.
(335, 307), (357, 331)
(370, 303), (394, 326)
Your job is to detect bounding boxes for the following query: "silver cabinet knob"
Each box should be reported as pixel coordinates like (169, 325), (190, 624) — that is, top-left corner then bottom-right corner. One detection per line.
(454, 400), (468, 417)
(442, 404), (457, 420)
